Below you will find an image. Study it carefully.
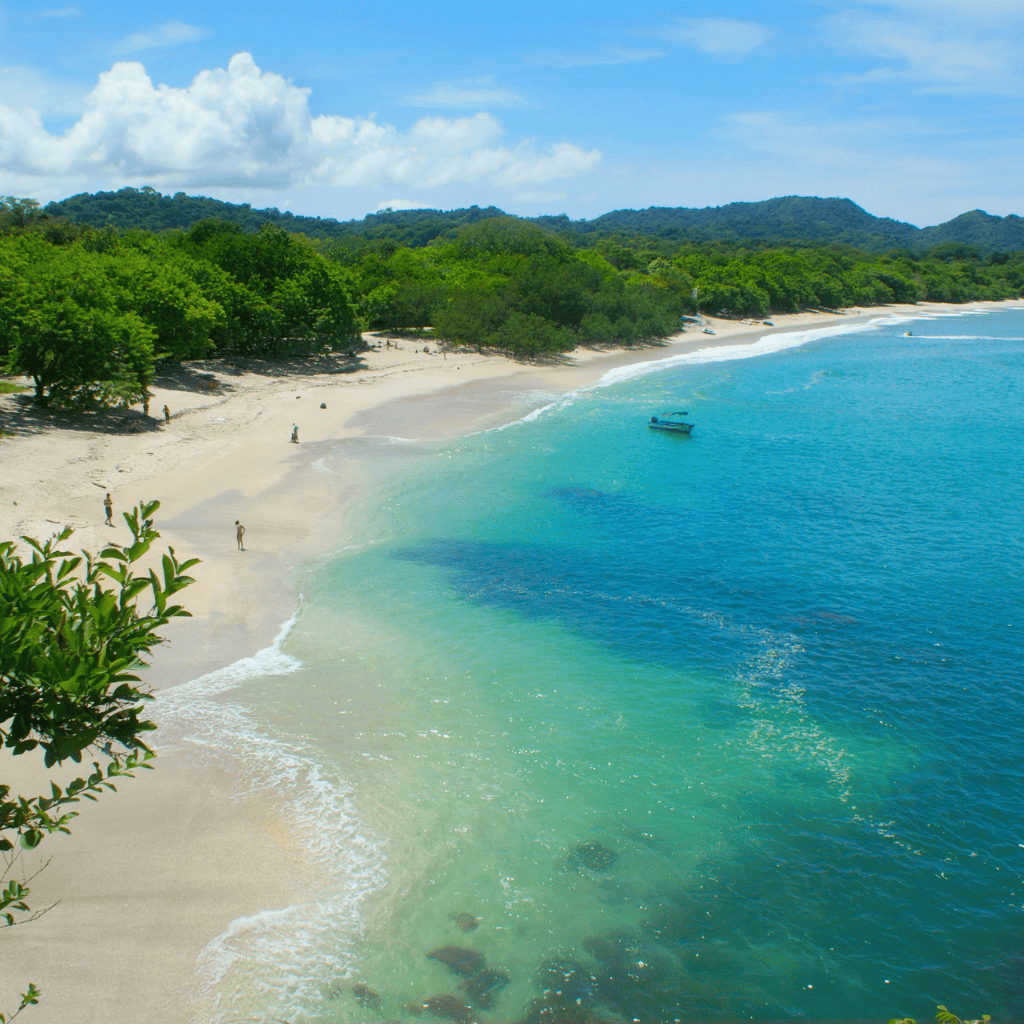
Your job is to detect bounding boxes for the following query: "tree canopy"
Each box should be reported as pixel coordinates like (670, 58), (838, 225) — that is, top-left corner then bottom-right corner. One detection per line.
(1, 203), (362, 406)
(2, 194), (1022, 399)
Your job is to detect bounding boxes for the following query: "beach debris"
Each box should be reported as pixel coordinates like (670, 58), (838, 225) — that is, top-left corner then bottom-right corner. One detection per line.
(460, 968), (509, 1008)
(421, 993), (476, 1023)
(320, 402), (327, 409)
(454, 912), (479, 932)
(351, 982), (381, 1009)
(296, 394), (302, 398)
(427, 945), (485, 976)
(566, 841), (617, 873)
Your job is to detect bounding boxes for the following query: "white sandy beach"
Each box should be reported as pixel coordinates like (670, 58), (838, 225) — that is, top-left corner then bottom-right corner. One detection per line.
(2, 300), (1020, 1023)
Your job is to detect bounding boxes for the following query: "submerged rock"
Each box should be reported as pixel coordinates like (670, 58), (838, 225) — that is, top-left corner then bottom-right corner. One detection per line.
(351, 981), (381, 1008)
(582, 930), (636, 966)
(517, 994), (603, 1024)
(427, 945), (486, 976)
(537, 958), (597, 1004)
(460, 967), (510, 1007)
(566, 841), (617, 873)
(423, 993), (476, 1022)
(454, 912), (479, 932)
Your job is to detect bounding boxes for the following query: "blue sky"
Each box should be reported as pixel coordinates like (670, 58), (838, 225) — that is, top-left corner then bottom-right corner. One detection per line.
(0, 0), (1021, 225)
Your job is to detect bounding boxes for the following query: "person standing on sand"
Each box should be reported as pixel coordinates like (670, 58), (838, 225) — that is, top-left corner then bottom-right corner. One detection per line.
(235, 520), (245, 550)
(291, 424), (299, 443)
(103, 493), (113, 526)
(163, 404), (170, 423)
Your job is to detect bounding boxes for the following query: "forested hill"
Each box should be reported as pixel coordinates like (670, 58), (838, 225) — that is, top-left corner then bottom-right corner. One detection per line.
(44, 189), (1024, 254)
(44, 188), (504, 246)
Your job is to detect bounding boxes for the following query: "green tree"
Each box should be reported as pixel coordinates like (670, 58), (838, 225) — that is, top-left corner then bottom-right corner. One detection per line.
(1, 503), (198, 1017)
(175, 220), (360, 355)
(0, 237), (156, 407)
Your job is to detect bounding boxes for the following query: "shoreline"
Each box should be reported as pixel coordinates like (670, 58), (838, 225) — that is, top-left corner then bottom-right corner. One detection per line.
(2, 298), (1021, 1022)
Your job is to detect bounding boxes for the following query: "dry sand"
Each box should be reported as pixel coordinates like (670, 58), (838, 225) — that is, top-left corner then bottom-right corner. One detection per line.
(2, 301), (1020, 1023)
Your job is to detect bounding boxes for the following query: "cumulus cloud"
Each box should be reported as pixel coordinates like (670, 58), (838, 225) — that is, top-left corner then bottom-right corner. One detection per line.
(665, 19), (771, 58)
(408, 77), (525, 108)
(115, 21), (210, 55)
(0, 53), (601, 193)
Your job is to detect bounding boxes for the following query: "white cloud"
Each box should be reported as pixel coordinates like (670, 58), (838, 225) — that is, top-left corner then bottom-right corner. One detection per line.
(837, 13), (1021, 94)
(664, 19), (771, 58)
(408, 77), (524, 108)
(0, 65), (88, 116)
(41, 7), (80, 16)
(834, 1), (1024, 95)
(528, 48), (664, 69)
(115, 21), (210, 55)
(375, 199), (432, 211)
(880, 0), (1023, 16)
(0, 53), (601, 194)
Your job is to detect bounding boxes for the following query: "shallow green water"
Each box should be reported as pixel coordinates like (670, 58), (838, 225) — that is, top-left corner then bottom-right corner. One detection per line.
(164, 311), (1024, 1023)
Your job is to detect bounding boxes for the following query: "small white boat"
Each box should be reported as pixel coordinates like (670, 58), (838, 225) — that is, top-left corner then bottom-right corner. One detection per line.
(649, 412), (694, 435)
(702, 328), (716, 335)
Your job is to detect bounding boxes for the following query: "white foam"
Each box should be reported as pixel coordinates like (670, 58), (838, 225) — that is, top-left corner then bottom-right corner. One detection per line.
(480, 309), (1011, 432)
(487, 394), (575, 432)
(596, 319), (893, 387)
(155, 611), (387, 1022)
(161, 608), (302, 706)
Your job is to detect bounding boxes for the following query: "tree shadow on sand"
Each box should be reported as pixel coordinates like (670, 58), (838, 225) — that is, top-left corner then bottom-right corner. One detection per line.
(0, 393), (161, 439)
(153, 351), (367, 387)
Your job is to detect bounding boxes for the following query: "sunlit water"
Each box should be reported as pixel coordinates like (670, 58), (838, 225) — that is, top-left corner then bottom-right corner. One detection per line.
(160, 310), (1024, 1023)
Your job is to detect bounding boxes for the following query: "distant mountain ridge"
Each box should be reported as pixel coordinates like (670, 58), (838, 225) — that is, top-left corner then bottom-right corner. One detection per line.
(43, 188), (1024, 254)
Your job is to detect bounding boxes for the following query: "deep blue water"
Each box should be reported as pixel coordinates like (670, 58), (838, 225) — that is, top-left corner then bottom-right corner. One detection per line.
(211, 311), (1024, 1023)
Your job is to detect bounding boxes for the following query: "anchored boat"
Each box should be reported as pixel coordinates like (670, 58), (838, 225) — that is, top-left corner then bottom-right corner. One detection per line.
(648, 411), (694, 435)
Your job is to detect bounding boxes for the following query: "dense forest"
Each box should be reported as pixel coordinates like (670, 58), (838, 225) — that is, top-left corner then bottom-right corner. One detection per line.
(46, 188), (1024, 254)
(2, 193), (1023, 409)
(0, 198), (360, 406)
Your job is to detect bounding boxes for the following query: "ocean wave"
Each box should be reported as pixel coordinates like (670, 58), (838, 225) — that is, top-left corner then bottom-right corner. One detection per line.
(160, 609), (303, 705)
(155, 613), (388, 1023)
(594, 320), (886, 387)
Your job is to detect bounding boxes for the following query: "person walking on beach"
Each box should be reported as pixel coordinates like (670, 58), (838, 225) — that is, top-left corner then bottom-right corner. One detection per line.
(291, 423), (299, 443)
(103, 493), (113, 526)
(163, 404), (170, 423)
(235, 520), (245, 551)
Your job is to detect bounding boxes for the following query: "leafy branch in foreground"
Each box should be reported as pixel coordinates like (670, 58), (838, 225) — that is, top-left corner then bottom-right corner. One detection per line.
(0, 500), (198, 1013)
(0, 982), (39, 1024)
(890, 1004), (992, 1024)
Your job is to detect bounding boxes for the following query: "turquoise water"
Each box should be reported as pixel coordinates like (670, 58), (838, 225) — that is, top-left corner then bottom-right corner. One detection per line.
(170, 311), (1024, 1023)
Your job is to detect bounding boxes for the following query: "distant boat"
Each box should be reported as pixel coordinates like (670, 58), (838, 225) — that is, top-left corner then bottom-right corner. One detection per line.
(649, 412), (694, 435)
(763, 320), (774, 326)
(702, 328), (716, 335)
